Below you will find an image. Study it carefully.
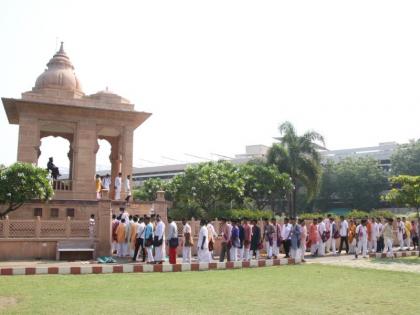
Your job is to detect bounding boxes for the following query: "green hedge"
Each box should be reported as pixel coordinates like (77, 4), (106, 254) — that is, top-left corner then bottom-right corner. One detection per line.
(298, 209), (396, 220)
(168, 208), (274, 220)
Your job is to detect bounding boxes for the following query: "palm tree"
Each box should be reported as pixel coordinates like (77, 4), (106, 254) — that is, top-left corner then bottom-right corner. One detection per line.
(267, 121), (325, 217)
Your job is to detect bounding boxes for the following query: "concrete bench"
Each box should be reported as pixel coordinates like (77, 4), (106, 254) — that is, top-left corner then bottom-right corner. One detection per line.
(56, 240), (95, 261)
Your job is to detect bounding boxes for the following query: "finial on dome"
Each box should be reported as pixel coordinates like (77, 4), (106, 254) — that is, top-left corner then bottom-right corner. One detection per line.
(58, 41), (65, 54)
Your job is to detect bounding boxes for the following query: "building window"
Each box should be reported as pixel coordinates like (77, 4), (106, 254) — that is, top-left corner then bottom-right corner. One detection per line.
(50, 208), (59, 218)
(66, 208), (75, 218)
(34, 208), (42, 217)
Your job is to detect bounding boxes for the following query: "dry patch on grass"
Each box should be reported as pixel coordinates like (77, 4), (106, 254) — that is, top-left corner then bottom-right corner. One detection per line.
(0, 296), (17, 311)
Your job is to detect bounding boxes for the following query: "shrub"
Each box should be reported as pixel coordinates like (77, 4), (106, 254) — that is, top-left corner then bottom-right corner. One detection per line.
(345, 209), (369, 219)
(208, 208), (274, 220)
(298, 212), (323, 220)
(370, 209), (395, 219)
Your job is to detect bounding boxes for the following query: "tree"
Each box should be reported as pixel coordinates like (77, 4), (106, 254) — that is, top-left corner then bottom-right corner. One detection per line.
(240, 160), (293, 210)
(391, 139), (420, 176)
(383, 175), (420, 219)
(0, 163), (53, 218)
(314, 160), (338, 211)
(171, 161), (245, 214)
(332, 157), (388, 210)
(132, 178), (171, 201)
(267, 121), (325, 216)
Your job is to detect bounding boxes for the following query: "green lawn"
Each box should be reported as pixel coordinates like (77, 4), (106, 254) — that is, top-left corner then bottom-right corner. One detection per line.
(372, 256), (420, 265)
(0, 265), (419, 314)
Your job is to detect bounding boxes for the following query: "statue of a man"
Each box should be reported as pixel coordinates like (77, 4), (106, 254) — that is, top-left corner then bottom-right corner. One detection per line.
(47, 157), (61, 180)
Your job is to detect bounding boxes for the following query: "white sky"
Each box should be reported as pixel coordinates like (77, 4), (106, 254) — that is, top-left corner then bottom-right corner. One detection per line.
(1, 0), (420, 171)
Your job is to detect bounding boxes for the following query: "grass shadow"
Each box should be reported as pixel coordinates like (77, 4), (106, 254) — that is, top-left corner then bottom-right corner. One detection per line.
(371, 256), (420, 265)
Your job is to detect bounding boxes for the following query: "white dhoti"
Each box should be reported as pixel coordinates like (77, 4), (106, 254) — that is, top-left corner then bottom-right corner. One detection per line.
(358, 239), (368, 257)
(404, 237), (411, 249)
(272, 243), (279, 257)
(182, 246), (191, 263)
(230, 247), (238, 261)
(318, 241), (325, 256)
(330, 237), (336, 255)
(325, 238), (331, 253)
(115, 189), (121, 200)
(290, 248), (301, 260)
(398, 233), (404, 249)
(310, 243), (318, 255)
(198, 248), (210, 262)
(265, 242), (273, 258)
(384, 238), (393, 257)
(349, 239), (356, 254)
(238, 247), (244, 260)
(155, 244), (166, 262)
(146, 247), (154, 263)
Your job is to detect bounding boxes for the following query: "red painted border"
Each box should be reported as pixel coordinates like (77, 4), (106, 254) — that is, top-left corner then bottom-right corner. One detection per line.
(26, 267), (37, 275)
(70, 267), (81, 275)
(48, 267), (59, 274)
(113, 265), (123, 273)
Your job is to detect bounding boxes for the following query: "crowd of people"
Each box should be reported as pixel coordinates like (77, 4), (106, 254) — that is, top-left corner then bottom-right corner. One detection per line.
(95, 173), (132, 202)
(110, 209), (420, 264)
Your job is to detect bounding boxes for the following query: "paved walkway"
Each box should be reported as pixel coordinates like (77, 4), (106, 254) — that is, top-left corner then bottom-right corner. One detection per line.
(306, 252), (420, 274)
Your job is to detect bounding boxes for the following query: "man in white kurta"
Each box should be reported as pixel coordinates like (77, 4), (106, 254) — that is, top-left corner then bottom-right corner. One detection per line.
(396, 218), (405, 250)
(114, 172), (122, 200)
(125, 175), (132, 203)
(207, 221), (217, 261)
(182, 220), (192, 263)
(155, 216), (166, 263)
(198, 220), (210, 263)
(370, 218), (378, 253)
(356, 220), (368, 258)
(317, 218), (326, 257)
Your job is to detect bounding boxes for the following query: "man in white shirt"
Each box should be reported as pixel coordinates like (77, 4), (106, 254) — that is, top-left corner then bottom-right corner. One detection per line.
(338, 216), (349, 255)
(182, 219), (193, 263)
(370, 217), (378, 253)
(281, 218), (292, 258)
(207, 221), (217, 261)
(133, 216), (146, 262)
(154, 215), (166, 264)
(317, 217), (326, 257)
(102, 174), (111, 191)
(198, 219), (210, 262)
(356, 219), (368, 258)
(329, 217), (337, 256)
(114, 172), (122, 200)
(324, 214), (332, 253)
(167, 217), (178, 264)
(125, 175), (132, 203)
(396, 217), (405, 250)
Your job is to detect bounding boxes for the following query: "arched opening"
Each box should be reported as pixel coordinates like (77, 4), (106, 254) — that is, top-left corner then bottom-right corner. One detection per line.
(96, 139), (112, 173)
(38, 136), (71, 180)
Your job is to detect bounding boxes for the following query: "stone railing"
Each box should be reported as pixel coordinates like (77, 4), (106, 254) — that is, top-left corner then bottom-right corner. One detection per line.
(52, 179), (73, 191)
(0, 216), (93, 239)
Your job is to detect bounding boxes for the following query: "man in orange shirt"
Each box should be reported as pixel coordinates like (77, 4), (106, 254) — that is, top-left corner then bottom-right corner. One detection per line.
(115, 218), (126, 258)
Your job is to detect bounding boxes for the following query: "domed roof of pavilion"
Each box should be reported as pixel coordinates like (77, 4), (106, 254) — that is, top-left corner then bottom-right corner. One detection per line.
(30, 42), (84, 97)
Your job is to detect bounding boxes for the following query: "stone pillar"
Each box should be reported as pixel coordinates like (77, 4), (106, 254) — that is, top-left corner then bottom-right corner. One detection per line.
(120, 126), (134, 200)
(109, 137), (121, 200)
(72, 121), (97, 200)
(96, 200), (112, 257)
(153, 191), (168, 222)
(17, 115), (40, 164)
(68, 147), (74, 180)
